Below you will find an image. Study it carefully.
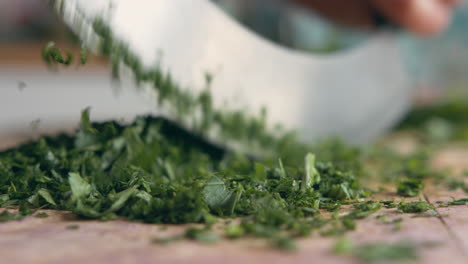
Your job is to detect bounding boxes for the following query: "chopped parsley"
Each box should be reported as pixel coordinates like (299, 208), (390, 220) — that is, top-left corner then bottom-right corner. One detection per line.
(0, 109), (368, 249)
(354, 241), (419, 262)
(397, 178), (424, 197)
(333, 239), (421, 262)
(398, 201), (434, 213)
(447, 198), (468, 206)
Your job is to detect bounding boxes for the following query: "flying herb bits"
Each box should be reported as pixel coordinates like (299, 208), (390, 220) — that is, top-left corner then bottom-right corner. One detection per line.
(80, 46), (88, 65)
(42, 42), (73, 66)
(42, 42), (89, 67)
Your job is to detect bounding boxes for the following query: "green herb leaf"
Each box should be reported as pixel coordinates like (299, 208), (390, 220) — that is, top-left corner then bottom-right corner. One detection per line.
(303, 153), (320, 191)
(68, 172), (92, 201)
(37, 188), (57, 206)
(203, 176), (239, 216)
(80, 108), (98, 134)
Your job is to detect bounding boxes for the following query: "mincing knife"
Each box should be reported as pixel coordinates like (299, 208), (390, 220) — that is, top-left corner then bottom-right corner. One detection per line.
(48, 0), (411, 146)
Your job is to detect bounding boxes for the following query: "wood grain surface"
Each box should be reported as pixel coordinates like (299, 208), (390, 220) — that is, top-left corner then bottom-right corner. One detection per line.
(0, 136), (467, 264)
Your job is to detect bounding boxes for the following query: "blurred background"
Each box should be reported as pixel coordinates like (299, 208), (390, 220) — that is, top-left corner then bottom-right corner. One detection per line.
(1, 0), (468, 145)
(213, 0), (468, 95)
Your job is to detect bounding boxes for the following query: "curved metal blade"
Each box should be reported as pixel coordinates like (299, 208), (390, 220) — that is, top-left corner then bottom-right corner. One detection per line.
(53, 0), (411, 144)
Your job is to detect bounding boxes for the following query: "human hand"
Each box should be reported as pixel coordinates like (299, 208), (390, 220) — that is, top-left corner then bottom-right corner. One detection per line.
(293, 0), (461, 36)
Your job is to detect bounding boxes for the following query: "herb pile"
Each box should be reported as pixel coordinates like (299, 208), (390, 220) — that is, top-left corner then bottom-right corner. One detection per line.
(1, 104), (464, 251)
(0, 108), (375, 250)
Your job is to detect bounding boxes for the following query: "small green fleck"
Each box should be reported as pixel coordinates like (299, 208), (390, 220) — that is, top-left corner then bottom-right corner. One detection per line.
(333, 237), (354, 255)
(185, 227), (220, 244)
(0, 210), (17, 222)
(151, 236), (183, 245)
(354, 241), (419, 262)
(225, 224), (245, 239)
(271, 236), (297, 252)
(397, 179), (424, 197)
(35, 212), (49, 218)
(80, 47), (88, 65)
(66, 224), (80, 230)
(448, 198), (468, 206)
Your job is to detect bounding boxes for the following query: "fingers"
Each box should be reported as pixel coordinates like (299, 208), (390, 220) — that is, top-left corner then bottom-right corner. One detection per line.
(293, 0), (460, 36)
(292, 0), (376, 28)
(371, 0), (460, 36)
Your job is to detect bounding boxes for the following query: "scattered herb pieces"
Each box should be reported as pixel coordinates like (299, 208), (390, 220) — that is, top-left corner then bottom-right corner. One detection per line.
(185, 227), (220, 244)
(381, 200), (397, 209)
(271, 236), (297, 252)
(0, 210), (17, 222)
(333, 239), (422, 262)
(35, 212), (49, 218)
(447, 198), (468, 206)
(376, 215), (403, 231)
(397, 178), (424, 197)
(0, 204), (35, 222)
(446, 179), (468, 194)
(398, 201), (434, 213)
(333, 237), (354, 255)
(412, 209), (442, 218)
(225, 224), (245, 239)
(344, 201), (382, 220)
(66, 224), (80, 230)
(151, 235), (183, 245)
(354, 241), (419, 262)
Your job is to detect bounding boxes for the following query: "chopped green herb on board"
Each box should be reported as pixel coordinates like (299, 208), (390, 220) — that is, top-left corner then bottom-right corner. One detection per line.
(271, 236), (298, 252)
(398, 201), (434, 213)
(333, 237), (354, 255)
(0, 203), (35, 222)
(35, 212), (49, 218)
(397, 179), (424, 197)
(448, 198), (468, 206)
(0, 109), (368, 249)
(66, 224), (80, 230)
(0, 210), (18, 222)
(354, 241), (419, 262)
(412, 209), (442, 218)
(185, 227), (220, 244)
(333, 239), (421, 262)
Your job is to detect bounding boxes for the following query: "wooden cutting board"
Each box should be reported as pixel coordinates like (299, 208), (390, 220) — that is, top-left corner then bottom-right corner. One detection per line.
(0, 135), (467, 264)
